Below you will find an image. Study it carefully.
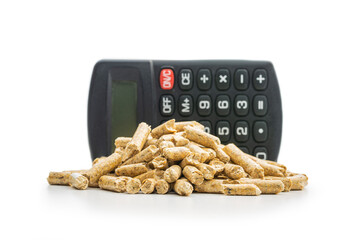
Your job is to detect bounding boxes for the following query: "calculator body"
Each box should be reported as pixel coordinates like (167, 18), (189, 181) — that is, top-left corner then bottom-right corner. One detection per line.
(88, 60), (282, 161)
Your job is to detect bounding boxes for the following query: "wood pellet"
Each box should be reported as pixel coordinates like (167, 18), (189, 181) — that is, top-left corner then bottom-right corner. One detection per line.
(48, 120), (308, 197)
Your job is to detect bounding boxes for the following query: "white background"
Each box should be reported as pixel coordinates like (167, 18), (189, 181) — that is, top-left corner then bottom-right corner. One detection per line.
(1, 0), (359, 239)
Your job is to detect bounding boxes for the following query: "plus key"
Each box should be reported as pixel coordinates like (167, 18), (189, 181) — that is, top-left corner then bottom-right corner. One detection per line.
(253, 69), (268, 90)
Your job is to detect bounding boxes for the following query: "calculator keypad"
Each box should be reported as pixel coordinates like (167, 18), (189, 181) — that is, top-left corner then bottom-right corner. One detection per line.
(157, 64), (274, 159)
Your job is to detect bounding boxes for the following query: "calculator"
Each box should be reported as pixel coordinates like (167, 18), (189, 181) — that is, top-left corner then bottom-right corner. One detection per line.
(88, 60), (282, 162)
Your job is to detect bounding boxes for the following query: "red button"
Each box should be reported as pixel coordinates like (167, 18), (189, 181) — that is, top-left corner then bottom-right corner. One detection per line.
(160, 69), (174, 90)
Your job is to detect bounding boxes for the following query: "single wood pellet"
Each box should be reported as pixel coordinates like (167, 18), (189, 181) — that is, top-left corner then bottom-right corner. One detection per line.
(48, 119), (308, 197)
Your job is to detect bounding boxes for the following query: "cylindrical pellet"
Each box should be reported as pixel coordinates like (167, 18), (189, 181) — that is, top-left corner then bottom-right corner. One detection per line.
(265, 176), (292, 192)
(98, 175), (130, 193)
(164, 165), (182, 183)
(92, 156), (107, 166)
(143, 137), (159, 148)
(209, 159), (225, 175)
(114, 137), (132, 148)
(159, 141), (175, 153)
(196, 163), (216, 180)
(213, 145), (230, 163)
(126, 178), (141, 194)
(69, 173), (88, 190)
(179, 153), (200, 168)
(194, 179), (224, 193)
(123, 122), (151, 161)
(155, 179), (170, 194)
(47, 171), (72, 185)
(174, 121), (205, 132)
(151, 119), (176, 138)
(115, 163), (148, 177)
(141, 178), (156, 194)
(150, 156), (168, 170)
(85, 152), (123, 186)
(122, 145), (159, 165)
(222, 184), (261, 196)
(186, 143), (209, 163)
(288, 174), (308, 190)
(182, 165), (204, 185)
(223, 144), (264, 178)
(173, 135), (190, 146)
(135, 169), (156, 183)
(174, 178), (194, 196)
(239, 179), (285, 194)
(203, 148), (217, 162)
(246, 154), (285, 177)
(163, 147), (191, 161)
(184, 126), (220, 147)
(224, 163), (246, 180)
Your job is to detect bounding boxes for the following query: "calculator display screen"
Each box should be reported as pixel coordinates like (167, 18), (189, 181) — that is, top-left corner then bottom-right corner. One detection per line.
(111, 81), (137, 151)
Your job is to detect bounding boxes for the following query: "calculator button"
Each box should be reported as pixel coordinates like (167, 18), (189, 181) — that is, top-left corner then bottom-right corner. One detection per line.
(160, 69), (174, 90)
(197, 69), (212, 90)
(254, 147), (268, 160)
(253, 95), (268, 116)
(197, 95), (212, 116)
(234, 95), (249, 116)
(238, 147), (249, 154)
(216, 121), (231, 142)
(215, 69), (230, 90)
(234, 69), (249, 90)
(178, 69), (193, 90)
(215, 95), (230, 116)
(199, 121), (212, 134)
(253, 69), (268, 90)
(234, 121), (249, 142)
(253, 121), (268, 142)
(159, 95), (175, 116)
(178, 95), (193, 117)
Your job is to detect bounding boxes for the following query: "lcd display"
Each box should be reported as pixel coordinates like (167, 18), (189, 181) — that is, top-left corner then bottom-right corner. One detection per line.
(111, 81), (137, 152)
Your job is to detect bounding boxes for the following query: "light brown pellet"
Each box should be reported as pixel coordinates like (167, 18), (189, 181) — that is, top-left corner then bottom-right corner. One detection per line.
(151, 119), (176, 138)
(174, 121), (205, 132)
(163, 147), (191, 161)
(288, 174), (308, 190)
(98, 175), (130, 193)
(114, 137), (132, 148)
(194, 179), (224, 193)
(122, 145), (159, 165)
(141, 178), (157, 194)
(209, 159), (225, 175)
(179, 153), (200, 168)
(164, 165), (182, 183)
(224, 163), (247, 180)
(159, 141), (175, 153)
(196, 163), (216, 180)
(47, 171), (72, 185)
(213, 144), (230, 163)
(150, 156), (168, 170)
(122, 122), (151, 161)
(85, 152), (123, 186)
(182, 165), (204, 185)
(115, 163), (148, 177)
(186, 142), (209, 163)
(184, 126), (220, 147)
(222, 184), (261, 196)
(143, 137), (159, 148)
(264, 176), (292, 192)
(174, 178), (194, 196)
(173, 135), (190, 146)
(155, 179), (170, 194)
(135, 169), (156, 183)
(69, 173), (89, 190)
(92, 156), (107, 166)
(126, 178), (141, 194)
(223, 144), (264, 178)
(245, 154), (285, 177)
(203, 148), (217, 162)
(239, 179), (284, 194)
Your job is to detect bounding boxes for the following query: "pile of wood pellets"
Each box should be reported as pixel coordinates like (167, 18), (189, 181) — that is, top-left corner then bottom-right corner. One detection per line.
(48, 120), (308, 196)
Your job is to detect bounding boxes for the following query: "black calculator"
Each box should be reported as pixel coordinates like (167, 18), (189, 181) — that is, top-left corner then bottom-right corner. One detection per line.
(88, 60), (282, 162)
